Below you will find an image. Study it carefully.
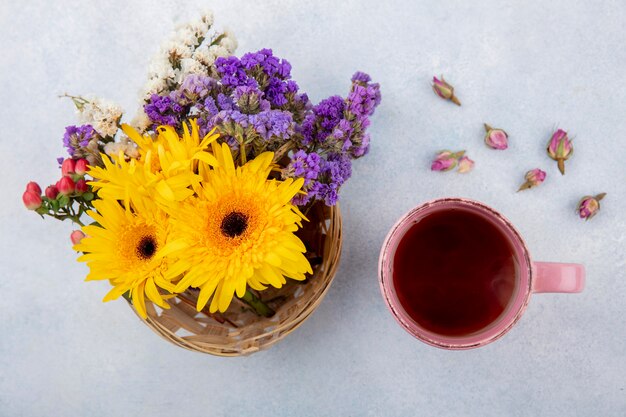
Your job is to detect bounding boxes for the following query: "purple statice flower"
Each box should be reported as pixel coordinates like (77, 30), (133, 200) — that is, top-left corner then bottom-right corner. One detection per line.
(325, 152), (352, 186)
(340, 72), (381, 158)
(241, 49), (292, 80)
(284, 150), (323, 206)
(284, 80), (311, 123)
(329, 119), (354, 151)
(286, 80), (299, 94)
(196, 117), (215, 138)
(351, 71), (372, 84)
(217, 93), (235, 111)
(57, 156), (65, 166)
(241, 49), (278, 72)
(233, 85), (271, 114)
(266, 77), (290, 107)
(315, 96), (345, 133)
(177, 74), (217, 105)
(232, 85), (257, 101)
(250, 110), (294, 141)
(316, 153), (352, 206)
(300, 96), (346, 145)
(214, 109), (249, 128)
(63, 125), (96, 157)
(239, 49), (296, 107)
(215, 56), (254, 88)
(346, 82), (381, 118)
(224, 135), (240, 151)
(288, 152), (352, 206)
(298, 114), (316, 146)
(284, 150), (322, 184)
(200, 96), (220, 116)
(352, 133), (370, 157)
(144, 94), (185, 127)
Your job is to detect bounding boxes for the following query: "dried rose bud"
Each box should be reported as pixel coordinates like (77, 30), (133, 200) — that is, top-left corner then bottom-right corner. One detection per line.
(57, 176), (75, 195)
(26, 181), (42, 195)
(431, 150), (465, 171)
(70, 230), (86, 246)
(45, 185), (59, 199)
(546, 129), (573, 175)
(22, 190), (42, 210)
(457, 156), (475, 173)
(74, 158), (89, 175)
(75, 178), (88, 194)
(577, 193), (606, 220)
(517, 168), (546, 191)
(484, 124), (509, 150)
(432, 76), (461, 106)
(61, 158), (76, 176)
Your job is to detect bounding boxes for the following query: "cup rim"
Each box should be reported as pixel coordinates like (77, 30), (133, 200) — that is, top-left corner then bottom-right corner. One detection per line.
(378, 198), (533, 349)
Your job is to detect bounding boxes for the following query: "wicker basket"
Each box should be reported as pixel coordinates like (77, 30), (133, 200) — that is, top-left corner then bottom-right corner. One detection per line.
(128, 202), (342, 356)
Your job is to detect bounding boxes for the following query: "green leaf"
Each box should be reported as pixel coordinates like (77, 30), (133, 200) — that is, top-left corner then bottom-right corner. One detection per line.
(82, 192), (94, 202)
(58, 195), (70, 207)
(50, 199), (60, 212)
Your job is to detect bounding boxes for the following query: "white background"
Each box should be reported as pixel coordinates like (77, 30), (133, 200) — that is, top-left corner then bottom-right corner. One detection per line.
(1, 1), (625, 416)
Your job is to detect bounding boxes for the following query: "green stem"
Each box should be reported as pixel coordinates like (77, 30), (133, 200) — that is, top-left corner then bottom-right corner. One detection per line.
(210, 33), (226, 47)
(239, 289), (275, 317)
(240, 141), (247, 165)
(47, 211), (85, 227)
(272, 140), (295, 163)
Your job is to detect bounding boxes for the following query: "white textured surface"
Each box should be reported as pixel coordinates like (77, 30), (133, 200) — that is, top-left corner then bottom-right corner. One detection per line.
(1, 1), (625, 416)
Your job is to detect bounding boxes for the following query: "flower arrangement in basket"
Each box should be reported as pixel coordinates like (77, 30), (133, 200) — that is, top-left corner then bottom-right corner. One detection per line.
(21, 11), (380, 355)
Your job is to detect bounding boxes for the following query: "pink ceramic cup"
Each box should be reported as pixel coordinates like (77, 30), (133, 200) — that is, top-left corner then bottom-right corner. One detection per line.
(378, 198), (585, 350)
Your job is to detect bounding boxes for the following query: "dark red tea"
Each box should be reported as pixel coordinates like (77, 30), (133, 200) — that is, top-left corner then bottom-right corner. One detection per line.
(392, 208), (517, 337)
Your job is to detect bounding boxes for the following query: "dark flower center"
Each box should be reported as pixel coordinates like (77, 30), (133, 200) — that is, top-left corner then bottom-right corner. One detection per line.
(220, 211), (248, 238)
(137, 236), (157, 260)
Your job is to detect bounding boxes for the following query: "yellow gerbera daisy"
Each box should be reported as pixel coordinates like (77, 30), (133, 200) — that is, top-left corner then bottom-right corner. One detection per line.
(74, 196), (184, 318)
(163, 142), (312, 313)
(89, 120), (219, 207)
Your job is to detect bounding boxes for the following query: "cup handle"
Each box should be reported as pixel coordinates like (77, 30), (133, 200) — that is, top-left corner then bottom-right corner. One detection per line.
(532, 262), (585, 293)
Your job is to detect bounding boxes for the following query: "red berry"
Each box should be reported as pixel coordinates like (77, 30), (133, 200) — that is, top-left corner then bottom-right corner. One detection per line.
(74, 159), (89, 175)
(70, 230), (86, 245)
(22, 190), (42, 210)
(75, 178), (88, 194)
(26, 181), (42, 195)
(57, 176), (75, 195)
(61, 158), (76, 176)
(45, 185), (59, 199)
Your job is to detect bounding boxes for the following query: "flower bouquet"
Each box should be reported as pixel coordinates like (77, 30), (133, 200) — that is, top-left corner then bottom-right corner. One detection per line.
(22, 11), (380, 355)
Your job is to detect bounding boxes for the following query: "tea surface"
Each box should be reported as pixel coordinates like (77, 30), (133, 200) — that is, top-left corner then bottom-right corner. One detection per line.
(393, 209), (517, 337)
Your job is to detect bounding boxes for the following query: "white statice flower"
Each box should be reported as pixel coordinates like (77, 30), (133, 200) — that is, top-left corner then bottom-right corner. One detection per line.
(219, 29), (238, 52)
(104, 137), (139, 160)
(171, 68), (184, 86)
(161, 39), (193, 60)
(209, 44), (230, 60)
(78, 98), (123, 138)
(200, 10), (214, 28)
(179, 10), (214, 39)
(174, 27), (198, 48)
(135, 10), (237, 115)
(147, 57), (171, 78)
(192, 45), (214, 67)
(129, 108), (151, 133)
(141, 76), (168, 100)
(180, 57), (206, 77)
(186, 20), (209, 39)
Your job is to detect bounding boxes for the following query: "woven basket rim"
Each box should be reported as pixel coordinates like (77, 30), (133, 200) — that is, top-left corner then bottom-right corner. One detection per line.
(129, 203), (343, 356)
